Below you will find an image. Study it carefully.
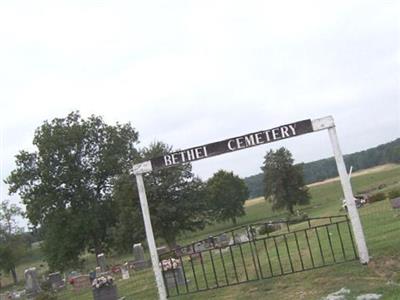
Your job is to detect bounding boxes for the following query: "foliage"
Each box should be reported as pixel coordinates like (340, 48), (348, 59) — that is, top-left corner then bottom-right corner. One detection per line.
(112, 142), (209, 249)
(110, 173), (145, 253)
(369, 192), (386, 203)
(245, 138), (400, 198)
(0, 200), (27, 285)
(262, 147), (310, 214)
(244, 174), (265, 199)
(6, 112), (140, 271)
(206, 170), (249, 225)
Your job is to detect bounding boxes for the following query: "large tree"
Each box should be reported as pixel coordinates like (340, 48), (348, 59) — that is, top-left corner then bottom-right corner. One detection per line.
(262, 147), (310, 214)
(206, 170), (248, 225)
(6, 112), (139, 270)
(0, 200), (26, 285)
(112, 142), (209, 249)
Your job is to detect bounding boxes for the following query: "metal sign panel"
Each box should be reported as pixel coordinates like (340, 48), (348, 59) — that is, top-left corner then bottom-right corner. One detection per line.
(150, 119), (313, 170)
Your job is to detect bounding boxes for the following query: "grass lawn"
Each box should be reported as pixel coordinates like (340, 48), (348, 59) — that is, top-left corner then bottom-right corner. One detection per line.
(2, 164), (400, 299)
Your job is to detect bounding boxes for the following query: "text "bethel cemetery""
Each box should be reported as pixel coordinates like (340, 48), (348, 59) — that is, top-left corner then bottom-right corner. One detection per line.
(150, 119), (313, 170)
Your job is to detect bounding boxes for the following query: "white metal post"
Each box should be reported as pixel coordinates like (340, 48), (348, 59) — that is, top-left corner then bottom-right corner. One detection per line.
(135, 173), (167, 300)
(327, 126), (370, 264)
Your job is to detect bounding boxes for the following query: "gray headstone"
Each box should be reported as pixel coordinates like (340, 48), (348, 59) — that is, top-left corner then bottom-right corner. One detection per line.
(164, 266), (186, 288)
(234, 233), (249, 243)
(97, 253), (107, 272)
(194, 242), (207, 252)
(215, 233), (230, 248)
(157, 246), (169, 256)
(133, 243), (145, 261)
(391, 197), (400, 209)
(48, 272), (64, 289)
(24, 267), (41, 296)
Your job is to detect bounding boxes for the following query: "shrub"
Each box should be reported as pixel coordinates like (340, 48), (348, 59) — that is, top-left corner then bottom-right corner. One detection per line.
(388, 189), (400, 200)
(369, 192), (386, 203)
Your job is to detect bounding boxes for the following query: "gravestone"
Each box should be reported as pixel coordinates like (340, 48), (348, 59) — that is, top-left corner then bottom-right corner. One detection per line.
(164, 266), (186, 289)
(157, 246), (169, 256)
(131, 259), (151, 271)
(48, 272), (64, 290)
(132, 243), (150, 270)
(194, 242), (207, 252)
(71, 275), (91, 292)
(133, 243), (145, 261)
(95, 266), (101, 275)
(97, 253), (107, 272)
(234, 233), (249, 244)
(24, 267), (41, 298)
(121, 264), (130, 280)
(391, 197), (400, 209)
(215, 233), (230, 248)
(391, 197), (400, 216)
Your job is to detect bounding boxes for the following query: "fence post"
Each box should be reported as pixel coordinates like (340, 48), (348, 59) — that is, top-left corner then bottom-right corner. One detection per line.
(133, 161), (168, 300)
(327, 125), (370, 264)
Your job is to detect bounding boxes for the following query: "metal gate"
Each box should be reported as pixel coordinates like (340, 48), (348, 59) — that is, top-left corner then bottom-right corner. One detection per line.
(159, 216), (358, 297)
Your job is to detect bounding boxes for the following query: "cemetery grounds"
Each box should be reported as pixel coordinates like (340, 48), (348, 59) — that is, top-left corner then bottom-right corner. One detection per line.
(2, 164), (400, 300)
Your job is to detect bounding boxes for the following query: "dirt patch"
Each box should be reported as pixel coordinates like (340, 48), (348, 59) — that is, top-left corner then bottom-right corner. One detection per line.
(368, 256), (400, 282)
(244, 197), (265, 207)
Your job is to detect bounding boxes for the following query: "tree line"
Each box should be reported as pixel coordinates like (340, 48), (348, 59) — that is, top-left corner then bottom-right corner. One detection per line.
(245, 138), (400, 198)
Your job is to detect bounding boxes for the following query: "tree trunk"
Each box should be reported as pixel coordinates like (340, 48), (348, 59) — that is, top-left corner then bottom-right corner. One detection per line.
(232, 217), (237, 225)
(11, 267), (18, 285)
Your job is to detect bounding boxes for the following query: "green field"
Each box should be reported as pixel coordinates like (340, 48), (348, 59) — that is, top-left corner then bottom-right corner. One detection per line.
(2, 164), (400, 299)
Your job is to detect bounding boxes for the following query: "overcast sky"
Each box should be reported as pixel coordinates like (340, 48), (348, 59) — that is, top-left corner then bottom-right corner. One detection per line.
(0, 1), (399, 215)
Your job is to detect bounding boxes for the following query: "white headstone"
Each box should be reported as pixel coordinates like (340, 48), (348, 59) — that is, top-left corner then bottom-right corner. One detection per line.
(121, 264), (130, 280)
(24, 267), (41, 296)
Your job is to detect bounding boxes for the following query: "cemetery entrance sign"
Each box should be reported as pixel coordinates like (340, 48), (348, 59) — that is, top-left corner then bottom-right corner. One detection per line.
(132, 116), (369, 300)
(150, 119), (313, 170)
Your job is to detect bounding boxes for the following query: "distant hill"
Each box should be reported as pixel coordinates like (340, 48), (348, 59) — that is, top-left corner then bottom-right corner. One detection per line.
(244, 138), (400, 198)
